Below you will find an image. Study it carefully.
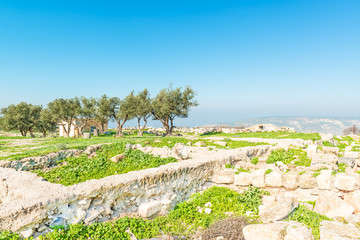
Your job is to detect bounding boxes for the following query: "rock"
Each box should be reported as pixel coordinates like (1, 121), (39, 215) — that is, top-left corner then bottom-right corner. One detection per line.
(265, 171), (283, 187)
(83, 132), (91, 139)
(125, 143), (133, 151)
(194, 141), (206, 147)
(259, 196), (298, 223)
(214, 141), (227, 147)
(19, 227), (34, 239)
(252, 169), (266, 188)
(299, 172), (316, 189)
(320, 220), (360, 240)
(322, 146), (339, 156)
(243, 222), (289, 240)
(284, 221), (314, 240)
(173, 143), (191, 160)
(344, 192), (360, 213)
(301, 203), (314, 211)
(50, 217), (65, 227)
(334, 173), (360, 191)
(139, 201), (162, 218)
(234, 172), (252, 186)
(344, 152), (360, 159)
(276, 161), (289, 172)
(204, 208), (212, 214)
(307, 145), (318, 158)
(311, 153), (338, 165)
(110, 153), (126, 163)
(212, 169), (234, 184)
(339, 157), (356, 168)
(316, 170), (333, 190)
(283, 172), (299, 190)
(314, 191), (354, 218)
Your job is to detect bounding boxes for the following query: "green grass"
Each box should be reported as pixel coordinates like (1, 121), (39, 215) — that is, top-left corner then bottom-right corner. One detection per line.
(285, 205), (332, 240)
(201, 131), (320, 141)
(0, 187), (268, 240)
(35, 143), (177, 186)
(266, 148), (311, 167)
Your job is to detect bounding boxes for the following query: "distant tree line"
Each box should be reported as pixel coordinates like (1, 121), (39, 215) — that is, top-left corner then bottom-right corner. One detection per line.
(0, 86), (198, 137)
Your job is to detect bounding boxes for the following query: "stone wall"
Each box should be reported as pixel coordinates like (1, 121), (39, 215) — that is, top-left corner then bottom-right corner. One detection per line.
(0, 145), (271, 238)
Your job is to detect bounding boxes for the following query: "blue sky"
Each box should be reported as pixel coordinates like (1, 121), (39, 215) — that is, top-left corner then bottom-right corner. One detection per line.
(0, 0), (359, 127)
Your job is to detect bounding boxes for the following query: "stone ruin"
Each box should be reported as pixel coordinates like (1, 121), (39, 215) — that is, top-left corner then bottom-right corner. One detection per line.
(1, 135), (360, 239)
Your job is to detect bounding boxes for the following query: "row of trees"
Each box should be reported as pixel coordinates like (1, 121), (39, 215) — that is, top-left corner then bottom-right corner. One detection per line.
(0, 86), (198, 137)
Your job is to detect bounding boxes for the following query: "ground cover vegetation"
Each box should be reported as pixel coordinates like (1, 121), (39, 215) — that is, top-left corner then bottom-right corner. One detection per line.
(266, 148), (311, 166)
(201, 131), (321, 141)
(0, 186), (267, 240)
(0, 86), (197, 138)
(35, 143), (178, 186)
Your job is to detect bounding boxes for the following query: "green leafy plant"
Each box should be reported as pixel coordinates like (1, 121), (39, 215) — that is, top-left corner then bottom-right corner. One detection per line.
(250, 157), (259, 165)
(265, 169), (273, 174)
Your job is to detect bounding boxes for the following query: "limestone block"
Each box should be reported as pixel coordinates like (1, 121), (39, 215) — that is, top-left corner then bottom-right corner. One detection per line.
(214, 141), (227, 147)
(339, 157), (356, 167)
(212, 169), (234, 184)
(307, 145), (318, 159)
(283, 172), (299, 190)
(344, 151), (360, 159)
(316, 170), (333, 190)
(243, 222), (289, 240)
(252, 169), (266, 188)
(344, 192), (360, 213)
(265, 171), (283, 187)
(311, 153), (338, 165)
(284, 221), (314, 240)
(320, 220), (360, 240)
(334, 173), (360, 191)
(322, 146), (339, 156)
(234, 172), (252, 186)
(299, 172), (316, 189)
(314, 191), (354, 218)
(139, 201), (162, 218)
(110, 153), (126, 163)
(259, 197), (298, 223)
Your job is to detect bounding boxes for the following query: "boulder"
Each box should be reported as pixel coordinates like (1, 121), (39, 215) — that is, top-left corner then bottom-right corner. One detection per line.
(316, 170), (333, 190)
(110, 153), (126, 163)
(265, 171), (283, 187)
(334, 173), (360, 191)
(344, 152), (360, 159)
(252, 169), (266, 188)
(194, 141), (206, 147)
(259, 196), (298, 223)
(339, 157), (356, 168)
(139, 201), (162, 218)
(311, 153), (338, 165)
(212, 169), (234, 184)
(284, 221), (314, 240)
(283, 172), (299, 190)
(344, 192), (360, 213)
(320, 220), (360, 240)
(314, 191), (354, 218)
(307, 145), (318, 159)
(173, 143), (191, 160)
(214, 141), (227, 147)
(299, 172), (316, 189)
(322, 146), (339, 156)
(243, 222), (289, 240)
(234, 172), (252, 186)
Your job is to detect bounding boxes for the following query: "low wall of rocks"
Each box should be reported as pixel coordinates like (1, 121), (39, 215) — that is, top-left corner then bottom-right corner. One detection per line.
(0, 145), (271, 238)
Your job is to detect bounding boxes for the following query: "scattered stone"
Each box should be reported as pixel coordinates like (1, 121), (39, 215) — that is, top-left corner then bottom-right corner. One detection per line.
(110, 153), (126, 163)
(139, 201), (162, 218)
(204, 208), (212, 214)
(316, 170), (333, 190)
(314, 191), (354, 218)
(252, 169), (266, 188)
(339, 157), (356, 168)
(212, 169), (234, 184)
(344, 152), (360, 159)
(214, 141), (227, 147)
(344, 192), (360, 213)
(234, 172), (252, 186)
(265, 171), (283, 187)
(125, 143), (133, 151)
(322, 146), (339, 156)
(307, 145), (318, 158)
(334, 173), (360, 191)
(299, 172), (316, 189)
(243, 222), (289, 240)
(194, 141), (206, 147)
(320, 220), (360, 240)
(259, 196), (298, 223)
(284, 221), (314, 240)
(283, 172), (299, 190)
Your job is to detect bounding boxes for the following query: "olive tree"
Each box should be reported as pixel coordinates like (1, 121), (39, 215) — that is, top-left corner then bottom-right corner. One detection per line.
(78, 97), (97, 135)
(48, 98), (81, 137)
(0, 102), (42, 137)
(95, 94), (117, 134)
(152, 86), (198, 136)
(133, 89), (152, 136)
(112, 92), (136, 137)
(36, 108), (57, 137)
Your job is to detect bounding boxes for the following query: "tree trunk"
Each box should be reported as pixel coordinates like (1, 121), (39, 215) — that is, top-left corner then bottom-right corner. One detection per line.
(170, 118), (175, 135)
(62, 125), (69, 137)
(20, 129), (26, 137)
(115, 118), (127, 137)
(42, 130), (47, 137)
(29, 128), (35, 138)
(138, 117), (148, 137)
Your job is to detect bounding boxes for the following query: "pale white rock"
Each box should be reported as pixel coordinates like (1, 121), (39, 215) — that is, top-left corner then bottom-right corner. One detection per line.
(316, 170), (333, 190)
(252, 169), (266, 187)
(283, 172), (299, 190)
(243, 222), (289, 240)
(344, 151), (360, 159)
(299, 172), (316, 189)
(212, 169), (234, 184)
(339, 157), (356, 167)
(314, 191), (355, 218)
(322, 146), (339, 156)
(204, 208), (212, 214)
(213, 141), (227, 147)
(194, 141), (206, 147)
(276, 161), (289, 172)
(259, 196), (298, 223)
(265, 171), (283, 187)
(139, 201), (162, 218)
(311, 153), (338, 165)
(307, 145), (318, 159)
(234, 172), (252, 186)
(19, 228), (33, 239)
(334, 173), (360, 191)
(344, 192), (360, 213)
(204, 202), (212, 207)
(320, 220), (360, 240)
(284, 221), (314, 240)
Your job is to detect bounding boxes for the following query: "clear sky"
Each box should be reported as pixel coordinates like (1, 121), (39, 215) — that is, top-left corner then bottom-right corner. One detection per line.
(0, 0), (359, 127)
